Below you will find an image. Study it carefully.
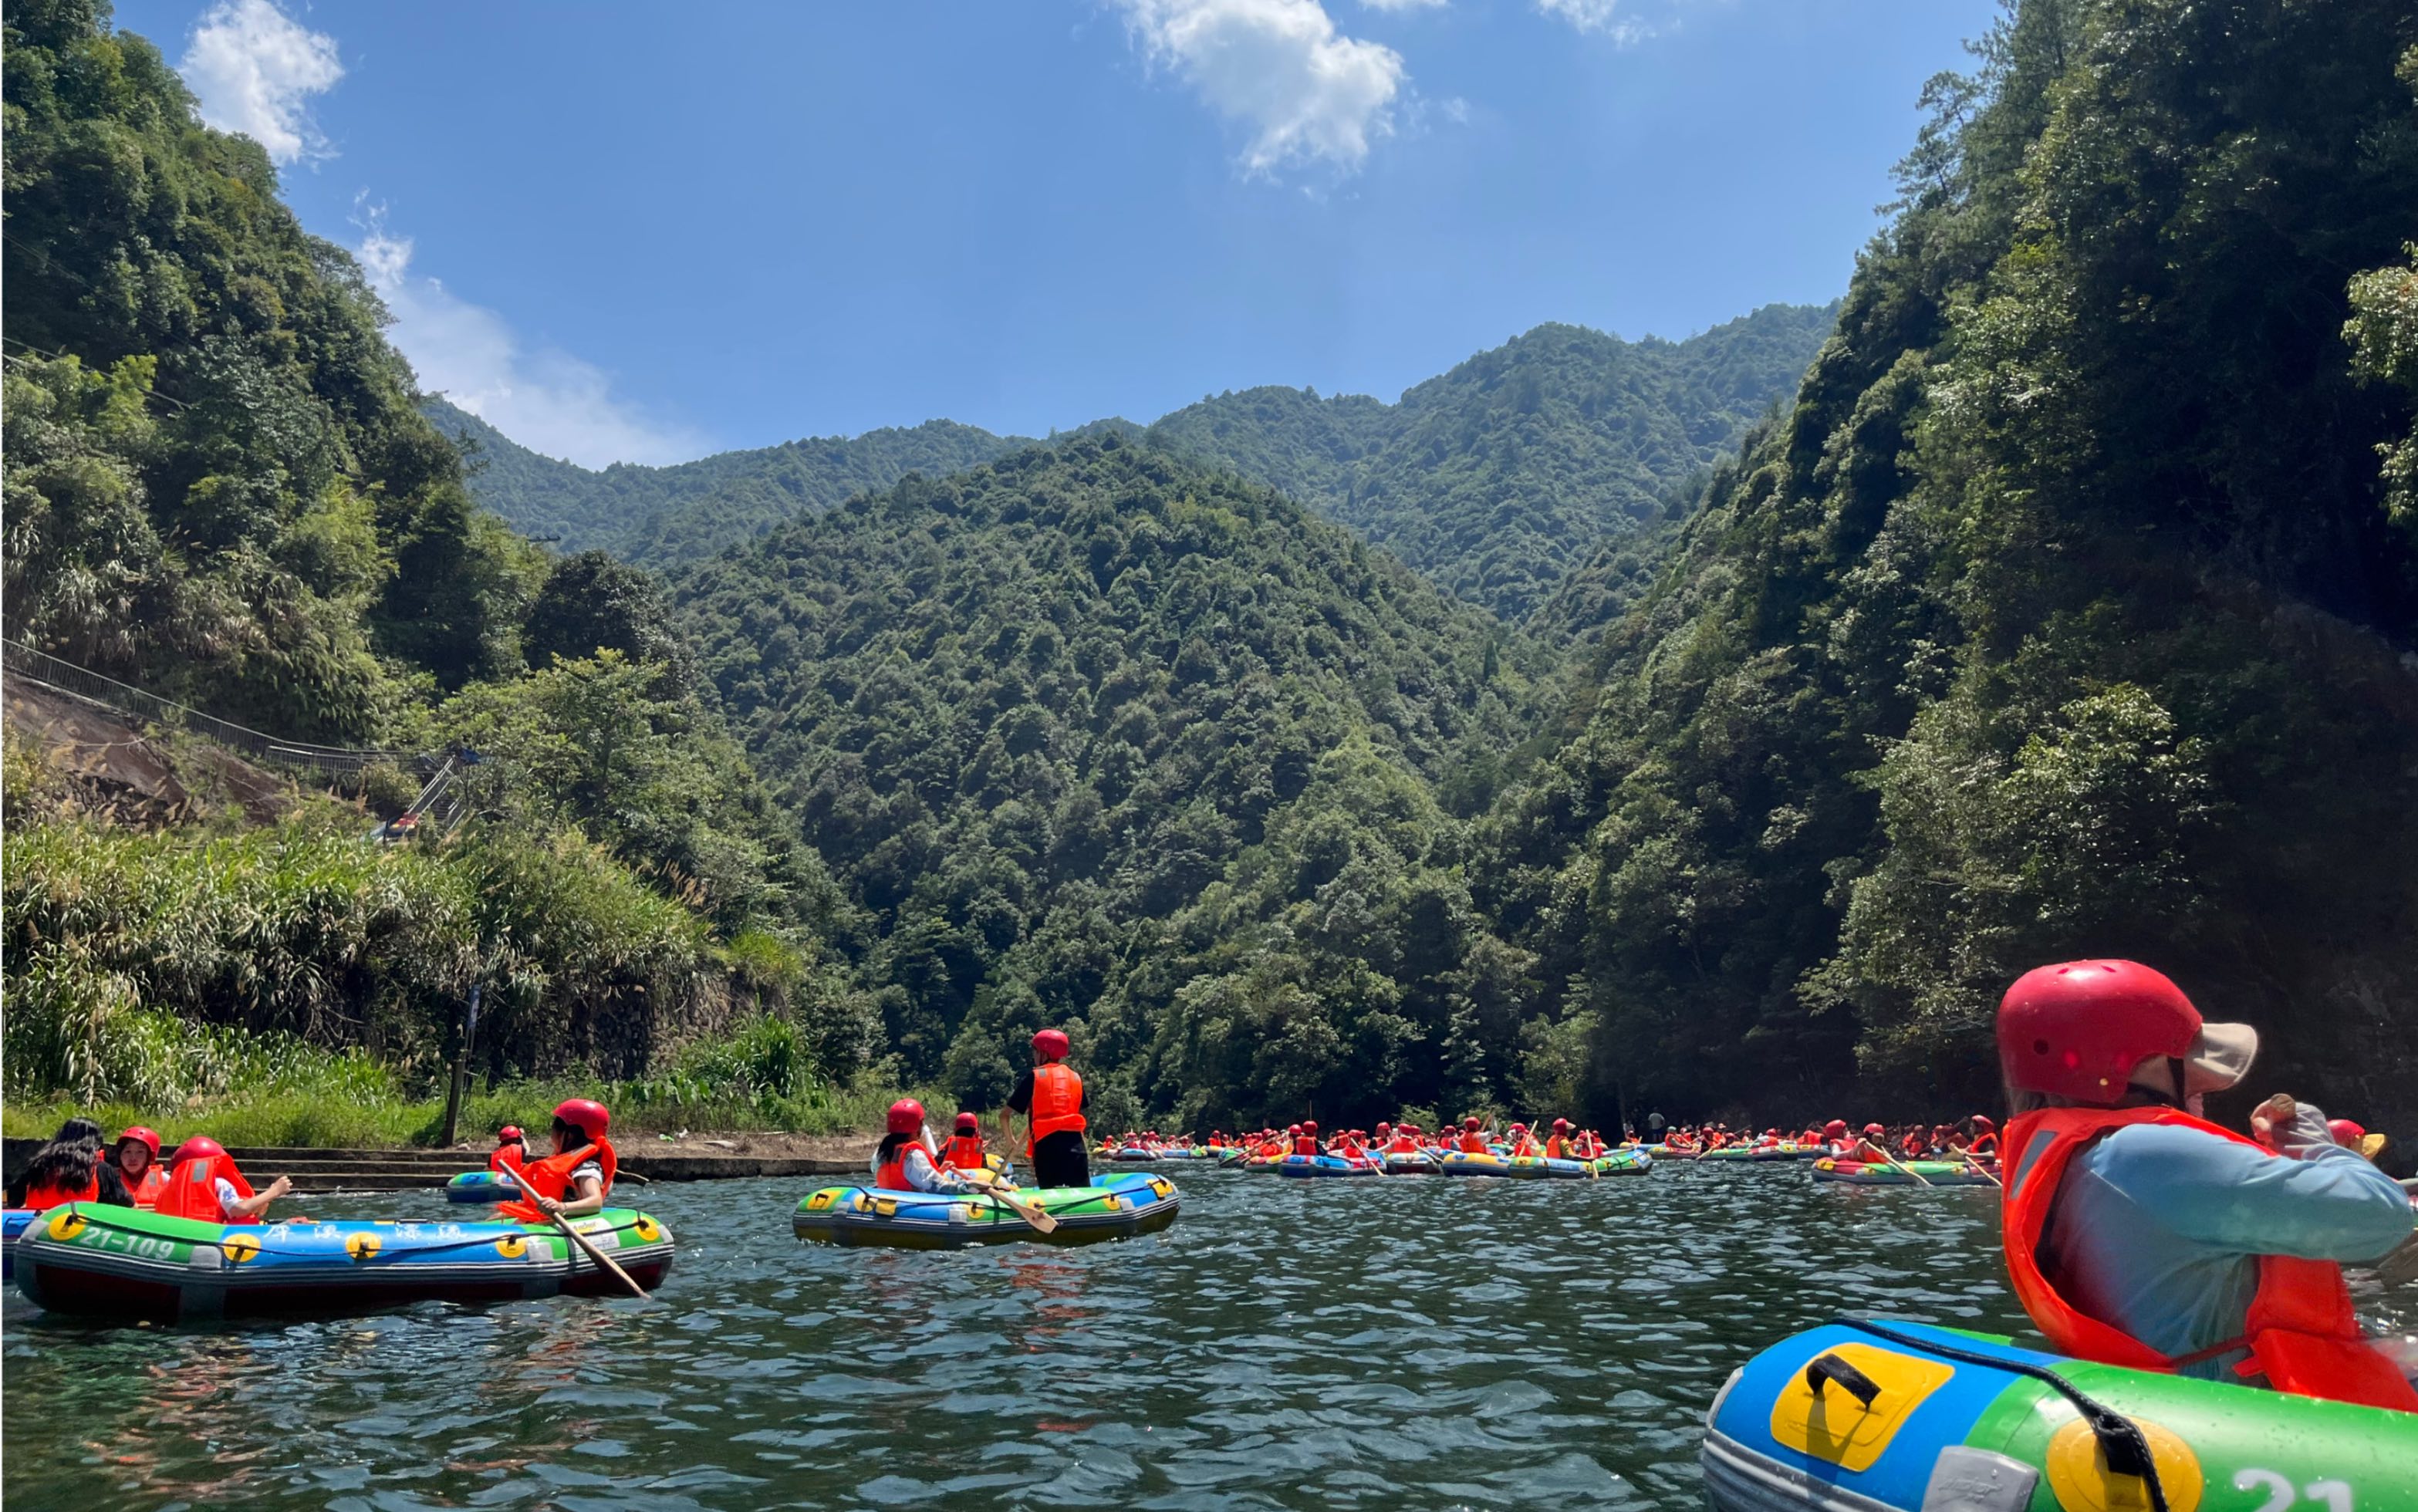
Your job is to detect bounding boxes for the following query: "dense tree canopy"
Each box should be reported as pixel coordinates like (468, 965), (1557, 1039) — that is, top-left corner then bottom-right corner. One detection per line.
(1478, 0), (2418, 1129)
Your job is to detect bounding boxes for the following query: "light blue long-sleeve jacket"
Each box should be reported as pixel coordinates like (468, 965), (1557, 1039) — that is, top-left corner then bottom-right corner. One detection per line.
(2022, 1117), (2413, 1382)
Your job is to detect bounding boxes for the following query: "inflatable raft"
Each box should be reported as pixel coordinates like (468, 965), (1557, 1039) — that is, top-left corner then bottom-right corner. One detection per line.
(1811, 1158), (1997, 1187)
(443, 1170), (521, 1203)
(792, 1172), (1179, 1249)
(1437, 1151), (1549, 1178)
(1277, 1154), (1376, 1178)
(1592, 1151), (1653, 1176)
(1383, 1150), (1440, 1174)
(2, 1207), (32, 1281)
(13, 1203), (674, 1322)
(1702, 1319), (2418, 1512)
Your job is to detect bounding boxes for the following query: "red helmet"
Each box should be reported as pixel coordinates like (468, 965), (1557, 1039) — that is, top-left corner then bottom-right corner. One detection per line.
(1288, 1124), (1302, 1136)
(1032, 1028), (1071, 1061)
(1376, 1122), (1392, 1134)
(1510, 1123), (1527, 1133)
(1998, 960), (2200, 1104)
(886, 1099), (926, 1136)
(553, 1099), (610, 1140)
(954, 1112), (979, 1133)
(1552, 1119), (1570, 1130)
(173, 1136), (225, 1163)
(1969, 1114), (1995, 1132)
(2329, 1119), (2367, 1145)
(1464, 1116), (1481, 1131)
(1822, 1119), (1847, 1139)
(1303, 1120), (1318, 1132)
(498, 1125), (525, 1143)
(117, 1126), (162, 1158)
(1863, 1123), (1886, 1136)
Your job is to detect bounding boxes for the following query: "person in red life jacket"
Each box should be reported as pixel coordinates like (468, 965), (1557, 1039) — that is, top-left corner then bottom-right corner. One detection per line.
(154, 1137), (292, 1223)
(497, 1100), (616, 1223)
(1458, 1116), (1490, 1154)
(1007, 1028), (1091, 1190)
(873, 1099), (973, 1193)
(1292, 1121), (1322, 1157)
(1996, 959), (2418, 1411)
(1207, 1131), (1227, 1150)
(9, 1118), (132, 1210)
(1899, 1125), (1928, 1159)
(1542, 1119), (1574, 1159)
(488, 1126), (529, 1176)
(112, 1126), (167, 1207)
(1502, 1122), (1538, 1157)
(1966, 1114), (2000, 1160)
(1819, 1119), (1852, 1155)
(1852, 1123), (1890, 1163)
(943, 1112), (991, 1172)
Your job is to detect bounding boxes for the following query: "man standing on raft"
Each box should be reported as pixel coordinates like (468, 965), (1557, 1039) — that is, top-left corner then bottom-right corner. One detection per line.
(1996, 960), (2416, 1409)
(1006, 1028), (1090, 1190)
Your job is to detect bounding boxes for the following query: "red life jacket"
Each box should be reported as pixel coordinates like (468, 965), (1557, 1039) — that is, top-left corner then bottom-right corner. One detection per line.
(22, 1171), (100, 1210)
(944, 1135), (988, 1171)
(1969, 1130), (1999, 1157)
(2004, 1106), (2418, 1413)
(1383, 1136), (1420, 1154)
(1292, 1136), (1318, 1156)
(1543, 1136), (1569, 1159)
(488, 1143), (528, 1176)
(876, 1138), (928, 1191)
(1460, 1132), (1490, 1153)
(156, 1152), (257, 1224)
(496, 1140), (616, 1222)
(1028, 1063), (1086, 1153)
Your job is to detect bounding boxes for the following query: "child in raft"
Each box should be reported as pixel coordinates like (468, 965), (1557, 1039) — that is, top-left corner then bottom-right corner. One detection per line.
(488, 1126), (529, 1176)
(870, 1099), (974, 1193)
(153, 1138), (297, 1223)
(496, 1100), (616, 1220)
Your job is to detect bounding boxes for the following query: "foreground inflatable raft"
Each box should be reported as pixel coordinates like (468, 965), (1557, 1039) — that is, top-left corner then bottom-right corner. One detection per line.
(14, 1203), (674, 1322)
(1702, 1320), (2418, 1512)
(793, 1171), (1179, 1249)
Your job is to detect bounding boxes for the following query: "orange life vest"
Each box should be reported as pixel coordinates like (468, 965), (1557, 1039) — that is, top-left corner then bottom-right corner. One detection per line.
(1027, 1063), (1086, 1153)
(2004, 1106), (2418, 1412)
(1969, 1130), (1999, 1157)
(1460, 1132), (1490, 1153)
(944, 1134), (988, 1171)
(488, 1143), (528, 1176)
(127, 1163), (167, 1207)
(22, 1171), (100, 1210)
(156, 1152), (257, 1224)
(877, 1138), (937, 1191)
(1292, 1136), (1318, 1156)
(1544, 1136), (1569, 1159)
(496, 1140), (616, 1223)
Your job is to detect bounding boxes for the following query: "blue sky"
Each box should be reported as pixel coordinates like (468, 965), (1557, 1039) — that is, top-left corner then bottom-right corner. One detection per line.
(120, 0), (1994, 466)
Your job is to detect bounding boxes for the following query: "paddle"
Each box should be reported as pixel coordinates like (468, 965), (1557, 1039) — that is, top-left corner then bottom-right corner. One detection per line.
(1957, 1150), (2004, 1187)
(960, 1165), (1061, 1234)
(1862, 1139), (1935, 1188)
(496, 1162), (648, 1298)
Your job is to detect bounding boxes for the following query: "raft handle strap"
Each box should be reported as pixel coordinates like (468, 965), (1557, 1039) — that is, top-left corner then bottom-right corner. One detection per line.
(1804, 1352), (1883, 1407)
(1832, 1316), (2169, 1512)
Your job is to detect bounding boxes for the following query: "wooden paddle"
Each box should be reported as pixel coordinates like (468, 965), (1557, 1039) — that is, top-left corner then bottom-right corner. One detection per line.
(497, 1163), (648, 1298)
(1864, 1139), (1936, 1188)
(961, 1166), (1060, 1234)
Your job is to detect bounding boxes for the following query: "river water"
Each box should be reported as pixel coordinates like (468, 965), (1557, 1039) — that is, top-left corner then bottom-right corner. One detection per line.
(2, 1162), (2032, 1511)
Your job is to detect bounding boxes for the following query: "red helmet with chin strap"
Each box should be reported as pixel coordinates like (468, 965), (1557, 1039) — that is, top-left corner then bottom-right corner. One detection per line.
(118, 1126), (162, 1158)
(1998, 960), (2200, 1104)
(886, 1099), (926, 1136)
(553, 1099), (610, 1141)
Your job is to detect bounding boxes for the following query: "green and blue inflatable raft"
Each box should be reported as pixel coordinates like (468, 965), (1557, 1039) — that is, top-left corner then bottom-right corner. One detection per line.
(1702, 1318), (2418, 1512)
(793, 1170), (1179, 1248)
(12, 1202), (674, 1322)
(1812, 1158), (1998, 1188)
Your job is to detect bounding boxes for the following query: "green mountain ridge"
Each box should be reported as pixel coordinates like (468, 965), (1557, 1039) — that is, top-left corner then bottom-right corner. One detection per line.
(434, 302), (1835, 623)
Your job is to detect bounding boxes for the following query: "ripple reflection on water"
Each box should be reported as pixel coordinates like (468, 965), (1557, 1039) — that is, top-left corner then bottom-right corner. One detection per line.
(5, 1163), (2041, 1510)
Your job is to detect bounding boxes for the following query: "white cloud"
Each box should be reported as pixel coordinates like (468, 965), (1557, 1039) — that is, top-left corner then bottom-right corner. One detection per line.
(1358, 0), (1447, 10)
(178, 0), (344, 165)
(1535, 0), (1656, 43)
(353, 204), (703, 469)
(1113, 0), (1408, 176)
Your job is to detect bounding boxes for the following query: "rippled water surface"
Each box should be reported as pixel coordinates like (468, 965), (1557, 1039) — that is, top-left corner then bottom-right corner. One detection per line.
(4, 1163), (2035, 1510)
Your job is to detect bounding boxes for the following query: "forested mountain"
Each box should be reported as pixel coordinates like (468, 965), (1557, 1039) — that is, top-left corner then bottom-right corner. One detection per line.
(3, 0), (871, 1112)
(1142, 306), (1836, 619)
(1479, 0), (2418, 1127)
(441, 308), (1832, 623)
(424, 397), (1026, 566)
(674, 438), (1566, 1125)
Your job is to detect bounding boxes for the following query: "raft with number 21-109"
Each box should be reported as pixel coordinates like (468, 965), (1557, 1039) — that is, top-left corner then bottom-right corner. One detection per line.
(792, 1171), (1179, 1249)
(1701, 1318), (2418, 1512)
(12, 1203), (674, 1322)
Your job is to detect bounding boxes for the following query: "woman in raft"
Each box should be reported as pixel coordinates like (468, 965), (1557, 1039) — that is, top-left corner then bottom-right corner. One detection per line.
(8, 1118), (134, 1210)
(112, 1126), (167, 1205)
(496, 1100), (617, 1221)
(1995, 959), (2416, 1409)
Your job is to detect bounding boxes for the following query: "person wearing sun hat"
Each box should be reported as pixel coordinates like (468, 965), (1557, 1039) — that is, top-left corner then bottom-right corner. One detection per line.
(1997, 959), (2416, 1411)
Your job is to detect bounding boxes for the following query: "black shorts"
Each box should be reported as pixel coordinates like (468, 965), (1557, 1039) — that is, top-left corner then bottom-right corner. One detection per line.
(1031, 1130), (1091, 1190)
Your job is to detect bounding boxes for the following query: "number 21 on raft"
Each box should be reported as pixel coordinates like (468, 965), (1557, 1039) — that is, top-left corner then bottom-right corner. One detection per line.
(2237, 1472), (2353, 1512)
